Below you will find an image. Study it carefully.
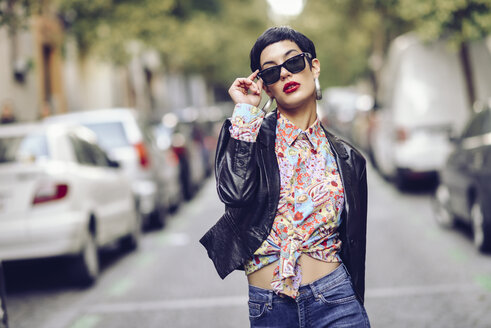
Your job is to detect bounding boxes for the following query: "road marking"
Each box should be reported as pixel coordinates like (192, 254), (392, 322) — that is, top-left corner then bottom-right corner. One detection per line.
(107, 277), (135, 297)
(68, 314), (101, 328)
(448, 248), (468, 263)
(158, 232), (190, 246)
(135, 252), (156, 267)
(86, 282), (487, 314)
(474, 274), (491, 291)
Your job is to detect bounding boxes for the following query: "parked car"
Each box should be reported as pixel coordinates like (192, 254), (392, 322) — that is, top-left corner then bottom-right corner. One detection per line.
(151, 111), (210, 200)
(45, 108), (182, 229)
(0, 262), (7, 328)
(433, 105), (491, 252)
(0, 122), (140, 285)
(369, 33), (491, 188)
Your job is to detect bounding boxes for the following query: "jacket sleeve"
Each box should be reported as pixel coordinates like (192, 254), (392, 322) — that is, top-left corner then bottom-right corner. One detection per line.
(215, 118), (261, 207)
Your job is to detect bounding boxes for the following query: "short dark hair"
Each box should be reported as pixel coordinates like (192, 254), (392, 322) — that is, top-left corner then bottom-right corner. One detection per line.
(250, 26), (316, 72)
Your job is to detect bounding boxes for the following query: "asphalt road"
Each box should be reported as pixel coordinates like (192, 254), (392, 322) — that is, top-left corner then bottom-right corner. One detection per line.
(4, 163), (491, 328)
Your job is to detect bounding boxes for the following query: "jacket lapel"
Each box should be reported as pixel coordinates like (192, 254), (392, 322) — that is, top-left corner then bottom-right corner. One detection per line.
(323, 127), (354, 223)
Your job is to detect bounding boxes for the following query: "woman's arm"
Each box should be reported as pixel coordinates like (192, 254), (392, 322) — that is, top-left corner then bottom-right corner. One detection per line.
(215, 119), (260, 207)
(215, 71), (265, 207)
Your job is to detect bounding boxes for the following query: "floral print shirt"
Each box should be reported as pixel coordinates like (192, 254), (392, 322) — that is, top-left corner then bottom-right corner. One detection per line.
(229, 103), (344, 299)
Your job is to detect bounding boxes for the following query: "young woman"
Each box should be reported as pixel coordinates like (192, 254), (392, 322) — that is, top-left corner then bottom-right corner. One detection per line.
(200, 26), (370, 328)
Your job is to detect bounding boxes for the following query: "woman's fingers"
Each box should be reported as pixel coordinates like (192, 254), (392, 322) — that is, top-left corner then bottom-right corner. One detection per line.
(234, 74), (261, 95)
(248, 70), (259, 81)
(246, 70), (261, 94)
(228, 70), (263, 105)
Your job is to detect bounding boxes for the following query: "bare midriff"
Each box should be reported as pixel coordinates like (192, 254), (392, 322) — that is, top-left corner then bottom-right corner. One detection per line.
(247, 255), (340, 290)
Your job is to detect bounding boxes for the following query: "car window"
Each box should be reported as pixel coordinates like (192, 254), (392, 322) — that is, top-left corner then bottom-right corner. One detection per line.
(462, 111), (486, 139)
(70, 136), (95, 165)
(482, 109), (491, 134)
(0, 134), (49, 163)
(70, 135), (109, 167)
(83, 122), (130, 150)
(90, 143), (112, 167)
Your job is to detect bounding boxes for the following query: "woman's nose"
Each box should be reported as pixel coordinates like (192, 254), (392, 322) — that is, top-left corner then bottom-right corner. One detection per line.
(280, 66), (291, 80)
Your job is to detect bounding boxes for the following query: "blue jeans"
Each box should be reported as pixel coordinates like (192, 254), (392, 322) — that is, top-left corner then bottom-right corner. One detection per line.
(248, 264), (370, 328)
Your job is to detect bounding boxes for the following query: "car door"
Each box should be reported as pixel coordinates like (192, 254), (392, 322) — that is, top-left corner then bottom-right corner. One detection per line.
(0, 262), (8, 328)
(446, 111), (487, 218)
(69, 134), (131, 244)
(0, 132), (48, 258)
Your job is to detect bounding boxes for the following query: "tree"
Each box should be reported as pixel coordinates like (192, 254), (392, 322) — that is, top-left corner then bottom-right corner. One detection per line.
(288, 0), (411, 91)
(396, 0), (491, 108)
(56, 0), (269, 88)
(290, 0), (491, 108)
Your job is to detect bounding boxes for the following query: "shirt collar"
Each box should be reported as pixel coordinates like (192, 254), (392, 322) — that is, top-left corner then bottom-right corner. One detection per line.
(276, 111), (323, 150)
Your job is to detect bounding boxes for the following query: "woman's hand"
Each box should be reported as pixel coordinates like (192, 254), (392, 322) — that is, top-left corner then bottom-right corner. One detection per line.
(228, 70), (264, 107)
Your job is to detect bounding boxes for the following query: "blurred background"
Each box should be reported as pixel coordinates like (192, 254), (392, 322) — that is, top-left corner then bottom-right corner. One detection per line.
(1, 0), (491, 327)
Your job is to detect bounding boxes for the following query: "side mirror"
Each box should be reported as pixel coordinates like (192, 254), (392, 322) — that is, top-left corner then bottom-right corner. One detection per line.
(107, 158), (121, 168)
(447, 130), (460, 144)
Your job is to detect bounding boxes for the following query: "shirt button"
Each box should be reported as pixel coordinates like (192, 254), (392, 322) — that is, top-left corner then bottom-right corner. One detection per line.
(237, 159), (245, 167)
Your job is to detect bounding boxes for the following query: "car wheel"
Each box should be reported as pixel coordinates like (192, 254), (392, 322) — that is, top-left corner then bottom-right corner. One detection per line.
(121, 211), (142, 252)
(471, 199), (491, 252)
(367, 145), (378, 170)
(72, 229), (99, 286)
(433, 185), (455, 228)
(395, 171), (407, 190)
(150, 205), (166, 229)
(182, 175), (194, 201)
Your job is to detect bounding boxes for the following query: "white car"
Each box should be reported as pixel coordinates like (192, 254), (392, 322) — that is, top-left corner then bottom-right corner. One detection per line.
(369, 33), (491, 188)
(0, 122), (140, 285)
(45, 109), (182, 229)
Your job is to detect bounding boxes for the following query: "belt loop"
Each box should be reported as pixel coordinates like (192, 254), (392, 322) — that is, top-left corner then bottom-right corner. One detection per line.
(267, 290), (273, 310)
(309, 281), (320, 300)
(341, 262), (350, 278)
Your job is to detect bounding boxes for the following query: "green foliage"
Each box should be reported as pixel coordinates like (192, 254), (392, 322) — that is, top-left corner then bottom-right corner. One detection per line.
(290, 0), (410, 88)
(55, 0), (268, 87)
(397, 0), (491, 48)
(291, 0), (491, 88)
(0, 0), (40, 32)
(5, 0), (490, 91)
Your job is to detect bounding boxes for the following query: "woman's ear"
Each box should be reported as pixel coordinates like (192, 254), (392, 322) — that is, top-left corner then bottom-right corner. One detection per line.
(312, 58), (320, 79)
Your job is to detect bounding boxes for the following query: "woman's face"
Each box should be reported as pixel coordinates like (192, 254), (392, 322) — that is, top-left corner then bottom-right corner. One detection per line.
(259, 40), (320, 111)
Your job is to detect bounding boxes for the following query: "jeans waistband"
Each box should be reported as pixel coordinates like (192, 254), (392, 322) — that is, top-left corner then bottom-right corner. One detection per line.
(248, 263), (350, 302)
(298, 263), (350, 298)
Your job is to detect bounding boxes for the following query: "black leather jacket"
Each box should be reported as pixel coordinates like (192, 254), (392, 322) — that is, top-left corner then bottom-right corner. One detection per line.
(200, 109), (368, 303)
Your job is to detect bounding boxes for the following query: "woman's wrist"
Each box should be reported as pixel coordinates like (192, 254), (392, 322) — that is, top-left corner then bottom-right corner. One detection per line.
(229, 103), (265, 142)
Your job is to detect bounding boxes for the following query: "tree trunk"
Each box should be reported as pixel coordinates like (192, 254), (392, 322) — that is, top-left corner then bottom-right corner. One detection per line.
(459, 42), (476, 111)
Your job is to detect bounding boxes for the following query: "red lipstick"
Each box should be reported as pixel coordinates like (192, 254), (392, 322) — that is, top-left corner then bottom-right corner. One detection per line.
(283, 81), (300, 94)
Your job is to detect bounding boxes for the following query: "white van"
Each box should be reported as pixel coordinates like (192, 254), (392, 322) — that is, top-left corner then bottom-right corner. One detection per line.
(369, 33), (491, 188)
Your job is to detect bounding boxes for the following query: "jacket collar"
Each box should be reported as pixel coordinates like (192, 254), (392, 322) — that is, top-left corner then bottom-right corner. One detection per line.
(322, 124), (349, 159)
(258, 109), (277, 149)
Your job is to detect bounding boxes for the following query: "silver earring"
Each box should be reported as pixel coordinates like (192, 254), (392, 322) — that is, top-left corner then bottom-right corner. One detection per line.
(261, 97), (274, 114)
(315, 78), (322, 100)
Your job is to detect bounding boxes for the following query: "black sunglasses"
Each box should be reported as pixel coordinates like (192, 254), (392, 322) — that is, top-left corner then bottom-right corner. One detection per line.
(258, 52), (312, 85)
